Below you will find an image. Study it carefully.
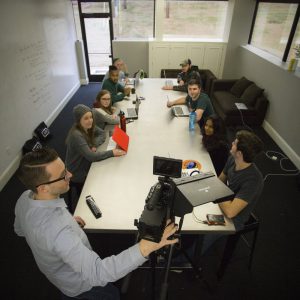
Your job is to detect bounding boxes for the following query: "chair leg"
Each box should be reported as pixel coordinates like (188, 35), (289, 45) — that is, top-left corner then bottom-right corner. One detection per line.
(248, 227), (259, 270)
(217, 234), (239, 280)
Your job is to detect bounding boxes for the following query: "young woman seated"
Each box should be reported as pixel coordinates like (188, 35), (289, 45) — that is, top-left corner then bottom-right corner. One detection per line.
(92, 90), (120, 129)
(202, 115), (229, 176)
(65, 104), (126, 213)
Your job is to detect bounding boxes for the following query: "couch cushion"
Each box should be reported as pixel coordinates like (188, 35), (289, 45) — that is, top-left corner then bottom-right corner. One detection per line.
(241, 83), (264, 107)
(230, 77), (253, 97)
(213, 91), (256, 117)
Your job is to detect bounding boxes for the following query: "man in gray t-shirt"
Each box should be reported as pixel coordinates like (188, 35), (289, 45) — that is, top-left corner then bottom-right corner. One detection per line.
(199, 130), (264, 255)
(218, 130), (264, 231)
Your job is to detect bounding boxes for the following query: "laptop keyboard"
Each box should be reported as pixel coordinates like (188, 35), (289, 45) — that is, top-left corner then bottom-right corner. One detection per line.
(174, 106), (184, 115)
(127, 108), (137, 118)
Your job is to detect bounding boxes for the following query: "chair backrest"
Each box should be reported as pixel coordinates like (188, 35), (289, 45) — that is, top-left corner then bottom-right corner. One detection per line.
(160, 69), (180, 78)
(242, 212), (260, 231)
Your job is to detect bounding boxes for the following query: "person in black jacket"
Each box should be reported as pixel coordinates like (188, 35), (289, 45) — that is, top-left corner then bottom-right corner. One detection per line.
(162, 58), (201, 92)
(202, 115), (229, 176)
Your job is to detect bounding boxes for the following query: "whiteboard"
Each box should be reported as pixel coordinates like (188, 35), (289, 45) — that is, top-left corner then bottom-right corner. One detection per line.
(0, 0), (80, 185)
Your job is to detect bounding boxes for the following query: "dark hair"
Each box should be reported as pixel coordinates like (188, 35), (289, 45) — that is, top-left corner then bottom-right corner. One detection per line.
(95, 90), (113, 114)
(202, 115), (227, 152)
(236, 130), (263, 163)
(187, 78), (201, 88)
(17, 148), (58, 193)
(109, 65), (118, 73)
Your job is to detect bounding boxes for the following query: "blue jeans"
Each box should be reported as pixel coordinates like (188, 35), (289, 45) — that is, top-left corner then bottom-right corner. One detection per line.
(61, 284), (120, 300)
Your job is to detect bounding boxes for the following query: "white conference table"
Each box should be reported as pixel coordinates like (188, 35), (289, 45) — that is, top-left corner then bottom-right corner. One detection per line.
(75, 79), (235, 235)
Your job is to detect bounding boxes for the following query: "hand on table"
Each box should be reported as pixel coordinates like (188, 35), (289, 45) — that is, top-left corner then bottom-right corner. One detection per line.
(74, 216), (86, 228)
(124, 87), (131, 96)
(113, 148), (126, 157)
(166, 100), (173, 108)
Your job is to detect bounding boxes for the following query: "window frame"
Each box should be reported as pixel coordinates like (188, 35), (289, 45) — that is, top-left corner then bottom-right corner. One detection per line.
(248, 0), (300, 62)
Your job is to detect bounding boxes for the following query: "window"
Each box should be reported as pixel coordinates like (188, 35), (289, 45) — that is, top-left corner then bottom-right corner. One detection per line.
(162, 0), (228, 41)
(112, 0), (155, 39)
(288, 19), (300, 61)
(250, 2), (298, 59)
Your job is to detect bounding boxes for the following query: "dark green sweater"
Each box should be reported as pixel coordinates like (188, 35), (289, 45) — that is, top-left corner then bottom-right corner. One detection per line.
(102, 78), (125, 104)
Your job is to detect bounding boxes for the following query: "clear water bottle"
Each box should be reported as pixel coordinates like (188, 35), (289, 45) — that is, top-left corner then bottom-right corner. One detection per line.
(189, 111), (196, 131)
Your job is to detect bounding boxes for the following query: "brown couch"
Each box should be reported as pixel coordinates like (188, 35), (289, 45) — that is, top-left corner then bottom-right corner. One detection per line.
(160, 68), (217, 97)
(211, 77), (269, 127)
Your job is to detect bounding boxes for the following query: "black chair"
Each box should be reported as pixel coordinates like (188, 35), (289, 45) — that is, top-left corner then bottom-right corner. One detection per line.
(67, 181), (84, 214)
(217, 213), (260, 279)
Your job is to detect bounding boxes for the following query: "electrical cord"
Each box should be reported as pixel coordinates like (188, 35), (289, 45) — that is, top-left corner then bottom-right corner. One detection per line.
(263, 150), (299, 181)
(236, 106), (253, 132)
(192, 210), (207, 224)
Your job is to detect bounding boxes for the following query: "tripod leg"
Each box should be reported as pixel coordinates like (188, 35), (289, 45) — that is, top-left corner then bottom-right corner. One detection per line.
(159, 244), (175, 300)
(150, 252), (156, 300)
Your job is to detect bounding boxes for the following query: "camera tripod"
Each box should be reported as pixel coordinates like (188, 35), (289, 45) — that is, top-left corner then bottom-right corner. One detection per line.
(151, 216), (209, 300)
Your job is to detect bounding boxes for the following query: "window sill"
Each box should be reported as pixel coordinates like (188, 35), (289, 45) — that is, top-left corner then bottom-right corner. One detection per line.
(242, 45), (300, 79)
(113, 38), (226, 43)
(162, 37), (225, 43)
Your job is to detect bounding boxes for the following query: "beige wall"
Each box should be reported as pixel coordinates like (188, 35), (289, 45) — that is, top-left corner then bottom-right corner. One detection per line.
(222, 0), (300, 168)
(112, 41), (149, 77)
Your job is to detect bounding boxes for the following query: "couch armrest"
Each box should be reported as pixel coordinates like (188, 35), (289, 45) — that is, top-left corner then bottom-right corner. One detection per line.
(254, 96), (269, 124)
(211, 79), (237, 92)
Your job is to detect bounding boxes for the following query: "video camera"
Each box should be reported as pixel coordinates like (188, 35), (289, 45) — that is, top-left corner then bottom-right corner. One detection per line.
(135, 156), (234, 243)
(134, 156), (181, 243)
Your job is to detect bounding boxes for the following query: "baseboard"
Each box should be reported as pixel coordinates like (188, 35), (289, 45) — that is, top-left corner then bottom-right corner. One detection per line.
(263, 120), (300, 170)
(0, 81), (80, 192)
(80, 78), (89, 85)
(0, 151), (23, 191)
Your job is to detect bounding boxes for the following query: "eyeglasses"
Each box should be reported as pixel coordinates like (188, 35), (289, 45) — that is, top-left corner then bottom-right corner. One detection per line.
(101, 97), (111, 101)
(36, 169), (69, 188)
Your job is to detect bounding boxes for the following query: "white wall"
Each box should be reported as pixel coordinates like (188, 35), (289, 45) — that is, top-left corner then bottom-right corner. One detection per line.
(0, 0), (80, 190)
(223, 0), (300, 169)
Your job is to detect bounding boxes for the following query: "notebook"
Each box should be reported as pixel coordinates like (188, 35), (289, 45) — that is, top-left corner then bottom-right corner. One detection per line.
(172, 105), (190, 117)
(112, 125), (129, 152)
(125, 97), (140, 120)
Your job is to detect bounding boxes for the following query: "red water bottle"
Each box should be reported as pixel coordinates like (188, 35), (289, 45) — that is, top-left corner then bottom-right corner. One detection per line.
(119, 111), (126, 132)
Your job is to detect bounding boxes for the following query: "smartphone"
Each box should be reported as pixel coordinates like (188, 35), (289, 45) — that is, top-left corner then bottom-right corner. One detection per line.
(206, 214), (226, 226)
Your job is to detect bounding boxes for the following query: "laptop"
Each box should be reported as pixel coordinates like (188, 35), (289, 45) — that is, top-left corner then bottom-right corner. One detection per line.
(124, 97), (140, 120)
(172, 172), (234, 216)
(172, 105), (190, 117)
(127, 70), (141, 87)
(127, 78), (135, 85)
